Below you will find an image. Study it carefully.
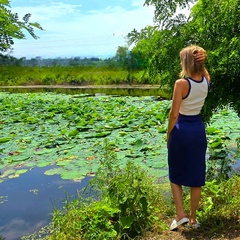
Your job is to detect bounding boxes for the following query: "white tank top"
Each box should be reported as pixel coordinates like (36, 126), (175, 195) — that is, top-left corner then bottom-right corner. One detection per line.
(179, 77), (209, 115)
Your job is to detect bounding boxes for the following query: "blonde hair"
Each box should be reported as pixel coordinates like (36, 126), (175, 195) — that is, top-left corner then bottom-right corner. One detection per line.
(179, 45), (207, 78)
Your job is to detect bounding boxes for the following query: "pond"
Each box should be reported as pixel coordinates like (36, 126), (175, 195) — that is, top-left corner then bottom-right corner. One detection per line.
(0, 86), (169, 240)
(0, 86), (239, 240)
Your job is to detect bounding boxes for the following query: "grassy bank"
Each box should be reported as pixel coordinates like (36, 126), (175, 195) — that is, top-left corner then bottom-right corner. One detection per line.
(0, 66), (158, 86)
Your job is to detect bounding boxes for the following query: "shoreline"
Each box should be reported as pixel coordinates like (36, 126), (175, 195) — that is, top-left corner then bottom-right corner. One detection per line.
(0, 84), (161, 89)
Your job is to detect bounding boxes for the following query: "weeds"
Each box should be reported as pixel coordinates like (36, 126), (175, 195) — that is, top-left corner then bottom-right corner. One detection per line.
(197, 175), (240, 230)
(42, 141), (168, 240)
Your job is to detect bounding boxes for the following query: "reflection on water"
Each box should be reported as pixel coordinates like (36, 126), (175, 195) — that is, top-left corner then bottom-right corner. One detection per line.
(0, 166), (91, 240)
(233, 159), (240, 171)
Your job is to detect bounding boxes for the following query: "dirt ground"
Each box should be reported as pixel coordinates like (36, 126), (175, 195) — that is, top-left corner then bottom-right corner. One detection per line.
(143, 221), (240, 240)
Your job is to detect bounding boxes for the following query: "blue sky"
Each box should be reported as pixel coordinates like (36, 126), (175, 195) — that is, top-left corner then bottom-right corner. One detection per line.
(9, 0), (155, 59)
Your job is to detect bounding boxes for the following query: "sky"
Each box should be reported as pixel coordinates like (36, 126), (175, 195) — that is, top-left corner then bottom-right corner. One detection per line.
(9, 0), (155, 59)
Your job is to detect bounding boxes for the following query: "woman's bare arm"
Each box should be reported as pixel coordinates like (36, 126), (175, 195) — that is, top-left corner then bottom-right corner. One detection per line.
(167, 79), (187, 146)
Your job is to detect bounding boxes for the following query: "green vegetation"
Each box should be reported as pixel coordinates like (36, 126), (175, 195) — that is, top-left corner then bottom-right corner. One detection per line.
(0, 93), (236, 185)
(0, 93), (238, 185)
(0, 0), (43, 52)
(0, 66), (153, 86)
(1, 0), (239, 122)
(1, 0), (239, 121)
(0, 46), (157, 86)
(22, 146), (240, 240)
(198, 176), (240, 223)
(0, 92), (238, 239)
(46, 148), (168, 240)
(128, 0), (240, 121)
(0, 93), (171, 183)
(0, 0), (239, 238)
(206, 109), (240, 181)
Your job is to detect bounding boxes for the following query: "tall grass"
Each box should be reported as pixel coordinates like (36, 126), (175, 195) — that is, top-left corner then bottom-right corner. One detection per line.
(0, 66), (158, 86)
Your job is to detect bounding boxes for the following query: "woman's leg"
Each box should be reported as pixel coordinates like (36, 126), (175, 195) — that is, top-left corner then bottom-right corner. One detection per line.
(190, 187), (202, 224)
(170, 182), (187, 220)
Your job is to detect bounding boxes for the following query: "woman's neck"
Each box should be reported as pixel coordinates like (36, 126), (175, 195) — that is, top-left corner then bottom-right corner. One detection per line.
(189, 74), (202, 81)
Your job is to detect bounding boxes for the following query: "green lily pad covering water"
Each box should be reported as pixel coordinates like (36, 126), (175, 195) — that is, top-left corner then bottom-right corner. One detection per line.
(0, 92), (239, 183)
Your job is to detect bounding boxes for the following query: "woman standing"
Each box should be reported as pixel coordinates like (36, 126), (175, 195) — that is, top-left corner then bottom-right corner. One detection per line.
(167, 45), (210, 230)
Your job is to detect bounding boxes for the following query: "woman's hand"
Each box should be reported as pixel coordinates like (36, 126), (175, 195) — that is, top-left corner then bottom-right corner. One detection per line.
(194, 51), (207, 62)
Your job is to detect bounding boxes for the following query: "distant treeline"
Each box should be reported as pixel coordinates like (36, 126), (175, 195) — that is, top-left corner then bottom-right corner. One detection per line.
(0, 54), (113, 67)
(0, 46), (148, 70)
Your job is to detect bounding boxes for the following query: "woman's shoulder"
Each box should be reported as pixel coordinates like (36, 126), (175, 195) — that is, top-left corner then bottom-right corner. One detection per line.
(175, 78), (189, 86)
(174, 79), (189, 96)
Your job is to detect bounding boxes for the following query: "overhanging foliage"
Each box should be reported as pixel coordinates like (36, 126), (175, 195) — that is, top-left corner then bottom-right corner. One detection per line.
(0, 0), (43, 52)
(128, 0), (240, 121)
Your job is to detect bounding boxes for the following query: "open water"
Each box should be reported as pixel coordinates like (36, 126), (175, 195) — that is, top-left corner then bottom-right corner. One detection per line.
(0, 165), (91, 240)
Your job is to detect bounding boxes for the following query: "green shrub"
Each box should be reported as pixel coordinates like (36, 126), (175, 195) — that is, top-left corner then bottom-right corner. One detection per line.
(44, 142), (167, 240)
(91, 142), (169, 238)
(48, 199), (119, 240)
(198, 175), (240, 225)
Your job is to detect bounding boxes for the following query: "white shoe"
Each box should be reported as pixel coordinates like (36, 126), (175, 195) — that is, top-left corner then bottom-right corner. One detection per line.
(170, 217), (189, 230)
(189, 220), (200, 229)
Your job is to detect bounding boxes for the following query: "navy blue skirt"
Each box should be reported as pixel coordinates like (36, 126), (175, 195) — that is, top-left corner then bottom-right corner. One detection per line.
(168, 114), (207, 187)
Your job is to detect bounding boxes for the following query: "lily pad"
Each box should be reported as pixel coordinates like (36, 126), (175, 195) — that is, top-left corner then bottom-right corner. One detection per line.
(0, 93), (238, 183)
(44, 168), (62, 176)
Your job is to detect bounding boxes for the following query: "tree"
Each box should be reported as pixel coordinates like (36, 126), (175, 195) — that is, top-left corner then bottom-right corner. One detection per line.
(127, 0), (240, 120)
(187, 0), (240, 119)
(0, 0), (43, 52)
(114, 46), (129, 69)
(0, 53), (21, 65)
(128, 26), (158, 74)
(127, 1), (193, 86)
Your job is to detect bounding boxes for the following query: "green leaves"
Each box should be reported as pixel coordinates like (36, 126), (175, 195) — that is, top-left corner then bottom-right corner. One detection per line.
(0, 137), (11, 143)
(90, 156), (164, 238)
(0, 93), (170, 182)
(0, 0), (43, 51)
(0, 92), (238, 184)
(129, 0), (240, 121)
(206, 109), (240, 181)
(120, 216), (134, 229)
(0, 0), (9, 5)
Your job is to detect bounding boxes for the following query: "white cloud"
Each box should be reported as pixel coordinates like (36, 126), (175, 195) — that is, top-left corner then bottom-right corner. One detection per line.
(0, 218), (48, 239)
(12, 2), (82, 21)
